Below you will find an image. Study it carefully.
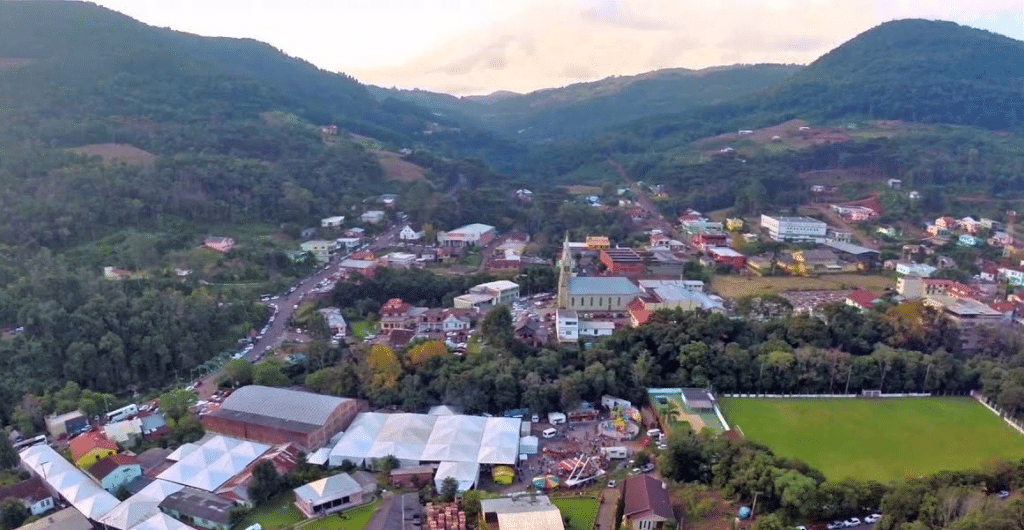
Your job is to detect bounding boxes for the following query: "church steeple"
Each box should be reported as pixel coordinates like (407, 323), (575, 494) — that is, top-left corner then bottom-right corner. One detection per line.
(557, 233), (574, 309)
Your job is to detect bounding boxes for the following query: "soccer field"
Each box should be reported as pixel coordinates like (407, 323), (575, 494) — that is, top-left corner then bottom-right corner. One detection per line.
(722, 397), (1024, 481)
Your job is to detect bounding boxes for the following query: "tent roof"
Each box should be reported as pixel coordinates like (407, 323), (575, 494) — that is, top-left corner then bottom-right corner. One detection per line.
(20, 445), (120, 520)
(157, 435), (269, 491)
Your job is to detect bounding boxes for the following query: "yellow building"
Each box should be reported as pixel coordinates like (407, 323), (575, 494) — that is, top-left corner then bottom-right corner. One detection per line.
(585, 236), (611, 250)
(69, 432), (118, 469)
(725, 218), (744, 231)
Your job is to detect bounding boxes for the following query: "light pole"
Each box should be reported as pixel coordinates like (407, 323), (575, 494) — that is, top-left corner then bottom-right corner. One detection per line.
(751, 491), (763, 520)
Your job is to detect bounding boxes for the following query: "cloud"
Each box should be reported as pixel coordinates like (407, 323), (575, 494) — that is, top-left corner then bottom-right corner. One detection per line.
(346, 0), (1022, 95)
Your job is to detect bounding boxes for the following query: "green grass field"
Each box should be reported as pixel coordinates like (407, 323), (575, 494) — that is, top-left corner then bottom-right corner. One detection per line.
(723, 397), (1024, 481)
(552, 497), (600, 530)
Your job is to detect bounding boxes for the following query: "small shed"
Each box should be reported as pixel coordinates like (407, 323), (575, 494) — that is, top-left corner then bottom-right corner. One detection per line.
(681, 389), (714, 411)
(519, 436), (539, 455)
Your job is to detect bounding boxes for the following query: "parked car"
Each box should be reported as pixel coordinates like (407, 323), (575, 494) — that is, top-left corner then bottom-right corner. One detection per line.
(641, 463), (655, 473)
(865, 514), (882, 524)
(827, 522), (845, 530)
(845, 518), (861, 527)
(998, 490), (1011, 499)
(607, 480), (617, 488)
(795, 526), (808, 530)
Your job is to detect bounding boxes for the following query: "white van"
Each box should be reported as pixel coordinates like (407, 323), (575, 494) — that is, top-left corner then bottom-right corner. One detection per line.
(646, 428), (662, 438)
(542, 428), (558, 438)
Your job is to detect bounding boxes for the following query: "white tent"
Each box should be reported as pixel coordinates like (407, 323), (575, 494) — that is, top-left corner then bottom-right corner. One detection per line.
(98, 479), (185, 530)
(130, 512), (195, 530)
(434, 461), (480, 493)
(157, 435), (270, 491)
(20, 445), (120, 521)
(519, 436), (539, 455)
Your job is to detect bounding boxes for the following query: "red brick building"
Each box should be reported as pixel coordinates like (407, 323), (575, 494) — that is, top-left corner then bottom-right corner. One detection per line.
(692, 232), (729, 250)
(202, 386), (367, 450)
(390, 465), (437, 488)
(600, 248), (646, 275)
(706, 247), (746, 270)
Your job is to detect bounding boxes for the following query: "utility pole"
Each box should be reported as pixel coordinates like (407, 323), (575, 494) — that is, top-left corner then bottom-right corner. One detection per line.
(844, 364), (853, 395)
(751, 491), (763, 521)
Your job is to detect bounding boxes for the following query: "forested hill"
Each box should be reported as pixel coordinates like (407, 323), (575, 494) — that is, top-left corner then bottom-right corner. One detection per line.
(0, 0), (446, 147)
(610, 19), (1024, 148)
(371, 64), (801, 141)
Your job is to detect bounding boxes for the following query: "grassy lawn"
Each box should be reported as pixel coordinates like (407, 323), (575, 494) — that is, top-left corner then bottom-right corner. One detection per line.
(723, 397), (1024, 481)
(552, 497), (599, 530)
(711, 273), (894, 298)
(349, 320), (379, 340)
(239, 493), (305, 530)
(296, 500), (381, 530)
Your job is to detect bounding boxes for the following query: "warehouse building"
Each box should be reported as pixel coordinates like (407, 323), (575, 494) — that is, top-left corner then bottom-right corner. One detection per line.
(201, 386), (367, 450)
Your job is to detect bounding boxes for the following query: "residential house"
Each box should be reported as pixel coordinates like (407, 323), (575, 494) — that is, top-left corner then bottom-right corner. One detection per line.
(390, 466), (437, 489)
(556, 309), (580, 343)
(706, 247), (746, 270)
(830, 204), (877, 221)
(981, 218), (1002, 230)
(846, 289), (880, 312)
(781, 249), (842, 275)
(301, 240), (334, 264)
(360, 210), (386, 224)
(909, 191), (921, 200)
(88, 454), (142, 493)
(140, 414), (170, 440)
(321, 216), (345, 229)
(203, 237), (235, 253)
(629, 280), (724, 326)
(679, 217), (724, 234)
(68, 431), (118, 469)
(45, 410), (88, 438)
(515, 189), (534, 202)
(380, 298), (416, 332)
(104, 417), (143, 444)
(895, 262), (937, 277)
(622, 474), (675, 530)
(989, 232), (1013, 247)
(293, 473), (365, 518)
(339, 259), (378, 278)
(877, 226), (898, 238)
(692, 232), (729, 250)
(468, 280), (520, 305)
(926, 225), (950, 237)
(825, 229), (853, 244)
(319, 307), (348, 336)
(514, 317), (545, 347)
(0, 476), (54, 516)
(382, 252), (418, 268)
(336, 237), (362, 250)
(958, 234), (980, 247)
(935, 217), (960, 231)
(960, 217), (982, 234)
(343, 227), (366, 238)
(725, 218), (744, 231)
(159, 486), (236, 530)
(103, 266), (132, 280)
(887, 179), (902, 188)
(399, 224), (424, 241)
(999, 266), (1024, 287)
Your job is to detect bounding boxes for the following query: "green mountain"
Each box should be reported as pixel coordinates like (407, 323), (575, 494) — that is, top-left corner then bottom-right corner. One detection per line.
(371, 64), (801, 141)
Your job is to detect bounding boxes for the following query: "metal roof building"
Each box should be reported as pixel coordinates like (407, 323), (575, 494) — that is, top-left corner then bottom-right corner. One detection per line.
(201, 385), (366, 449)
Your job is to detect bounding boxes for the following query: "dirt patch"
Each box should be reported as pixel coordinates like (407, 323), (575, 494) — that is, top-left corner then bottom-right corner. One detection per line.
(373, 150), (426, 182)
(564, 185), (603, 196)
(67, 144), (157, 166)
(0, 58), (33, 69)
(673, 487), (736, 530)
(711, 274), (893, 299)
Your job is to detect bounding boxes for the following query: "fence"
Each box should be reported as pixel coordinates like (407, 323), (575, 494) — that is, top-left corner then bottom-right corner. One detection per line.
(972, 391), (1024, 437)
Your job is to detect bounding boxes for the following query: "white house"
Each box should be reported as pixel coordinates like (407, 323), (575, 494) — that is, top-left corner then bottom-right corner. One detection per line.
(360, 210), (385, 224)
(556, 309), (579, 343)
(895, 262), (937, 277)
(999, 267), (1024, 286)
(301, 240), (334, 263)
(320, 216), (345, 228)
(399, 224), (424, 241)
(318, 308), (348, 336)
(760, 214), (827, 242)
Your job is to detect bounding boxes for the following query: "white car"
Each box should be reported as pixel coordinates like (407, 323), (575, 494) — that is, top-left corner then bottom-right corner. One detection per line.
(998, 490), (1011, 499)
(864, 514), (882, 524)
(845, 518), (861, 527)
(827, 522), (845, 530)
(606, 480), (617, 488)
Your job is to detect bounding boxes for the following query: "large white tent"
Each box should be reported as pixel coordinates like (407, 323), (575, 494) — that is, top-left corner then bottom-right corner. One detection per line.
(329, 413), (521, 468)
(20, 445), (120, 521)
(434, 461), (480, 493)
(157, 435), (270, 491)
(98, 479), (184, 530)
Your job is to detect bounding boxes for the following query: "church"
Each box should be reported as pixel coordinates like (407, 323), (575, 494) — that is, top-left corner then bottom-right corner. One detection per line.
(557, 237), (641, 314)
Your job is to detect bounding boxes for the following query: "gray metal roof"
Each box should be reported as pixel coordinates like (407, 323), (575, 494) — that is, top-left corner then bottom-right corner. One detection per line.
(218, 386), (351, 427)
(821, 240), (880, 255)
(568, 277), (641, 296)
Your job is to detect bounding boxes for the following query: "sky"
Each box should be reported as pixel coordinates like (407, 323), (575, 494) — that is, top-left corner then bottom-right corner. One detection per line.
(92, 0), (1024, 96)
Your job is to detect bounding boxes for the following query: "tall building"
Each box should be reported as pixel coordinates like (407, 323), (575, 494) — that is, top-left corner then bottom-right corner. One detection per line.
(760, 215), (827, 242)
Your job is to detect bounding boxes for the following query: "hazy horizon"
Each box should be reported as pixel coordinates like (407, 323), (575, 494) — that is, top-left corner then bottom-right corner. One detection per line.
(91, 0), (1024, 96)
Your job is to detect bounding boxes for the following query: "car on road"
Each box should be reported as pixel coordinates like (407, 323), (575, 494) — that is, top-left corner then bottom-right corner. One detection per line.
(795, 526), (807, 530)
(864, 514), (881, 524)
(845, 518), (861, 527)
(998, 490), (1011, 499)
(827, 522), (845, 530)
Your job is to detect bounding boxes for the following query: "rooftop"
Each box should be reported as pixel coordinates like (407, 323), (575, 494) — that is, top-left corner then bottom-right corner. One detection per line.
(474, 280), (520, 291)
(568, 276), (641, 297)
(213, 385), (353, 429)
(707, 247), (744, 257)
(821, 240), (880, 255)
(623, 474), (673, 521)
(157, 435), (270, 492)
(159, 486), (235, 525)
(762, 214), (825, 224)
(14, 507), (92, 530)
(89, 454), (141, 481)
(926, 295), (1003, 317)
(293, 473), (362, 505)
(69, 431), (118, 461)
